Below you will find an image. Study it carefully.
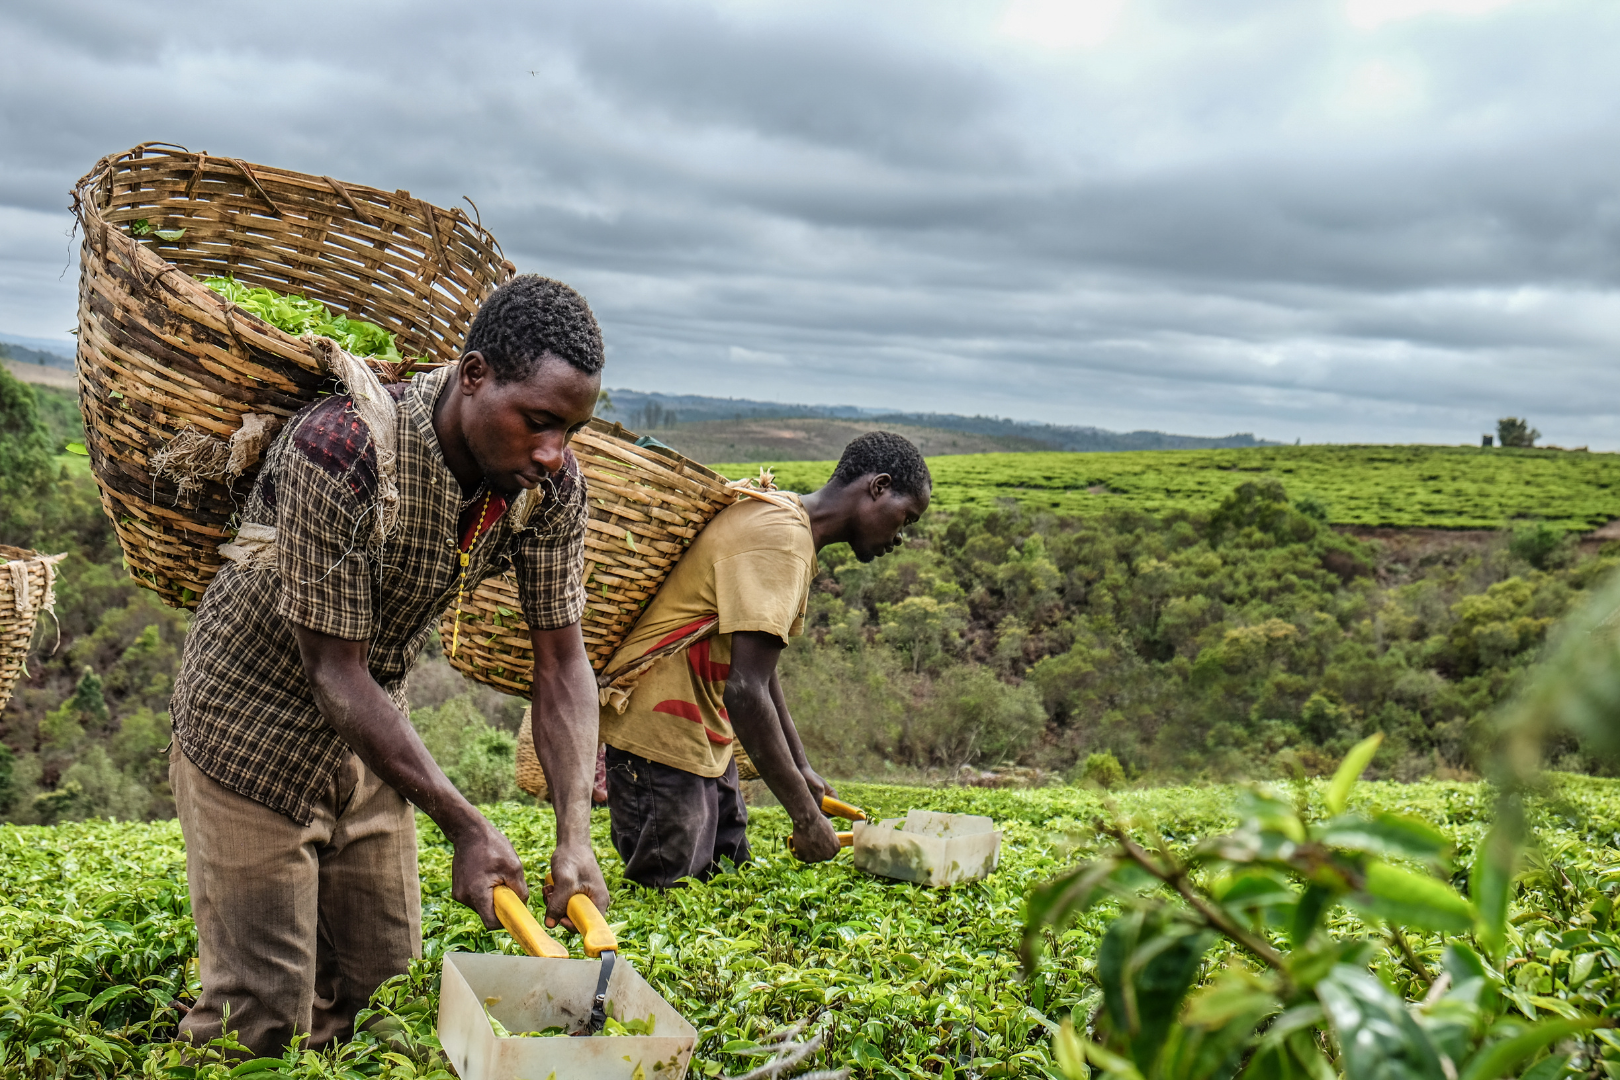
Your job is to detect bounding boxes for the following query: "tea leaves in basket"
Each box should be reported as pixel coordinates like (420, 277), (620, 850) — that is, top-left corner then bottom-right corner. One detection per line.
(200, 277), (413, 366)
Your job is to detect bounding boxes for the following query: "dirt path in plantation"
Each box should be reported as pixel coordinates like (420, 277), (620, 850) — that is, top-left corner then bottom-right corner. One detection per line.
(1339, 522), (1620, 558)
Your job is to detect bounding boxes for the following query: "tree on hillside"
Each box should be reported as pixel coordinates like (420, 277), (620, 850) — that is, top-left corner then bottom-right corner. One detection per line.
(0, 366), (55, 527)
(1497, 416), (1539, 448)
(637, 401), (677, 430)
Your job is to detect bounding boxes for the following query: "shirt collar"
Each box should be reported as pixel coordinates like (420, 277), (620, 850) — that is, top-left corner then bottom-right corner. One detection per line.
(403, 364), (455, 466)
(401, 365), (472, 521)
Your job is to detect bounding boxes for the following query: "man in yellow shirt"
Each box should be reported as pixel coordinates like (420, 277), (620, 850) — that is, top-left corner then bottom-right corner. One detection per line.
(595, 432), (931, 886)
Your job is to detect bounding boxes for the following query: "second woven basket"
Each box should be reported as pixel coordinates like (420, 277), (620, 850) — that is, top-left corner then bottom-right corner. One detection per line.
(441, 421), (736, 689)
(1, 547), (67, 715)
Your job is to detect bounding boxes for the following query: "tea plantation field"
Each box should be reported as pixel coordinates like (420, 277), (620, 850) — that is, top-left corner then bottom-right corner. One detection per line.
(4, 777), (1619, 1078)
(714, 445), (1620, 531)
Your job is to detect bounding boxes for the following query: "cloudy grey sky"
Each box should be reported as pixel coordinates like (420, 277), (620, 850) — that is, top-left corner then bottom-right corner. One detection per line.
(3, 0), (1618, 445)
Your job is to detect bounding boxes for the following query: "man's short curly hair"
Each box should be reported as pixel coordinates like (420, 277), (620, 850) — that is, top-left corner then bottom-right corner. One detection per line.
(830, 431), (931, 498)
(464, 274), (604, 380)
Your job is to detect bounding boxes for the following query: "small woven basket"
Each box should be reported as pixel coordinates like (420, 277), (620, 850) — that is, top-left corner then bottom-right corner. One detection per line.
(1, 547), (66, 715)
(442, 421), (737, 688)
(515, 707), (549, 800)
(72, 142), (513, 607)
(513, 708), (757, 802)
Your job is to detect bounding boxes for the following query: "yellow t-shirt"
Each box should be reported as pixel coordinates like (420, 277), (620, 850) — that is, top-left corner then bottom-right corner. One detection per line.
(597, 494), (815, 777)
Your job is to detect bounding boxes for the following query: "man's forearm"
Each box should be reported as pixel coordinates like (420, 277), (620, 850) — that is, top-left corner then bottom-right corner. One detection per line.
(296, 632), (480, 838)
(529, 624), (599, 848)
(295, 625), (527, 926)
(768, 670), (811, 771)
(726, 675), (819, 824)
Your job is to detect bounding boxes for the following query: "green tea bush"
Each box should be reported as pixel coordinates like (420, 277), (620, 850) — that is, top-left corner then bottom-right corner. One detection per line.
(720, 444), (1620, 533)
(4, 776), (1618, 1078)
(1026, 741), (1620, 1080)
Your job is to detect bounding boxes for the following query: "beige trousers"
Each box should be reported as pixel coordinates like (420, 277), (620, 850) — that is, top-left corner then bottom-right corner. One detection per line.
(170, 746), (422, 1057)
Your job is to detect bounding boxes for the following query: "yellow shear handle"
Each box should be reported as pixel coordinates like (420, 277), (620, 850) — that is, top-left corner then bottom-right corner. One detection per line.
(492, 885), (569, 959)
(789, 831), (856, 854)
(545, 873), (619, 957)
(821, 795), (867, 822)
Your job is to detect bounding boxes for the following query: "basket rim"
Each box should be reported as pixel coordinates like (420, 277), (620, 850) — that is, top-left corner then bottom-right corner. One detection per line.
(0, 545), (57, 563)
(72, 142), (512, 376)
(73, 141), (508, 262)
(579, 417), (731, 486)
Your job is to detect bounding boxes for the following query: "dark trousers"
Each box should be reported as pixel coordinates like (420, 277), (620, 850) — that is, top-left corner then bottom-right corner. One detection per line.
(604, 746), (750, 888)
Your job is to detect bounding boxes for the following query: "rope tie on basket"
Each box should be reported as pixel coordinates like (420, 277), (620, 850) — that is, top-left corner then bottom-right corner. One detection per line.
(324, 176), (375, 224)
(7, 558), (43, 618)
(228, 158), (287, 219)
(5, 554), (67, 676)
(218, 338), (403, 572)
(726, 466), (799, 511)
(449, 489), (496, 659)
(150, 413), (281, 505)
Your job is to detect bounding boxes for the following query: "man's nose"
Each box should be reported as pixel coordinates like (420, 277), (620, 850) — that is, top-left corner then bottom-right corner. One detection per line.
(535, 435), (567, 475)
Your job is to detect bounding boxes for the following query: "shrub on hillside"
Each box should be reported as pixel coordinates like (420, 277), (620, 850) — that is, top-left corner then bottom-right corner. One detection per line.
(409, 693), (529, 806)
(1078, 751), (1124, 789)
(784, 484), (1618, 782)
(905, 665), (1045, 768)
(1509, 520), (1572, 571)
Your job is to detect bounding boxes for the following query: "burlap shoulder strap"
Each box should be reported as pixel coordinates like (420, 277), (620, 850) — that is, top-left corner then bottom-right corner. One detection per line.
(217, 337), (399, 569)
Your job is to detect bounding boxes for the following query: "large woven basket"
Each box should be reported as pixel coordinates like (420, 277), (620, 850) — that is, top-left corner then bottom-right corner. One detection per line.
(441, 422), (737, 689)
(1, 547), (66, 715)
(72, 142), (513, 607)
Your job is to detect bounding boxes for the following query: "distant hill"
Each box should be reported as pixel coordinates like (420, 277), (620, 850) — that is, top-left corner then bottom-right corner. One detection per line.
(859, 412), (1275, 451)
(627, 417), (1051, 464)
(598, 388), (1276, 455)
(0, 338), (74, 372)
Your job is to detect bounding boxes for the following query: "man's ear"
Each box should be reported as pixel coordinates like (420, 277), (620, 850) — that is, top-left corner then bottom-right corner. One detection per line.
(867, 473), (893, 499)
(458, 350), (490, 394)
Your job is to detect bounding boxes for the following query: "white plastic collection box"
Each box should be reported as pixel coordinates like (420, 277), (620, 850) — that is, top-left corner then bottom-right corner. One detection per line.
(437, 952), (697, 1080)
(850, 810), (1002, 887)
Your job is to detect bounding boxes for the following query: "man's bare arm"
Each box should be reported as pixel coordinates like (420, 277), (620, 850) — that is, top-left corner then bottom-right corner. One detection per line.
(528, 622), (609, 927)
(725, 631), (839, 862)
(292, 625), (524, 928)
(768, 668), (835, 805)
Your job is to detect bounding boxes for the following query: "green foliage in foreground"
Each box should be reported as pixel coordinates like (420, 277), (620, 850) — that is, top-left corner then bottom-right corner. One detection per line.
(201, 277), (411, 364)
(715, 443), (1620, 532)
(1027, 739), (1620, 1080)
(4, 777), (1619, 1078)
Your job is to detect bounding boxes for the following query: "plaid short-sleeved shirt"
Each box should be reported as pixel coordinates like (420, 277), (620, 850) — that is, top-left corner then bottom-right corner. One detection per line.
(171, 365), (587, 824)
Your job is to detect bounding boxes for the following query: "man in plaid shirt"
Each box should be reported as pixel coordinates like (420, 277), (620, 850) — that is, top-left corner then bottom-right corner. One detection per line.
(167, 275), (608, 1056)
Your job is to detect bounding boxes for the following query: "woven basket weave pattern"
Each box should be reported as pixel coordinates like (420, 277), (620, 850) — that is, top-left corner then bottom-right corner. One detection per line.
(1, 547), (64, 715)
(515, 706), (548, 799)
(73, 143), (512, 607)
(442, 421), (736, 689)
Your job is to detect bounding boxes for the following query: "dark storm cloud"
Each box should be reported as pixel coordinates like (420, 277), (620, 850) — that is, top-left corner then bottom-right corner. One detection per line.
(3, 0), (1619, 445)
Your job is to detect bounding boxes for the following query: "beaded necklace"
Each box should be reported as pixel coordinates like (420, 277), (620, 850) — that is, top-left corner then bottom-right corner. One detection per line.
(449, 488), (495, 659)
